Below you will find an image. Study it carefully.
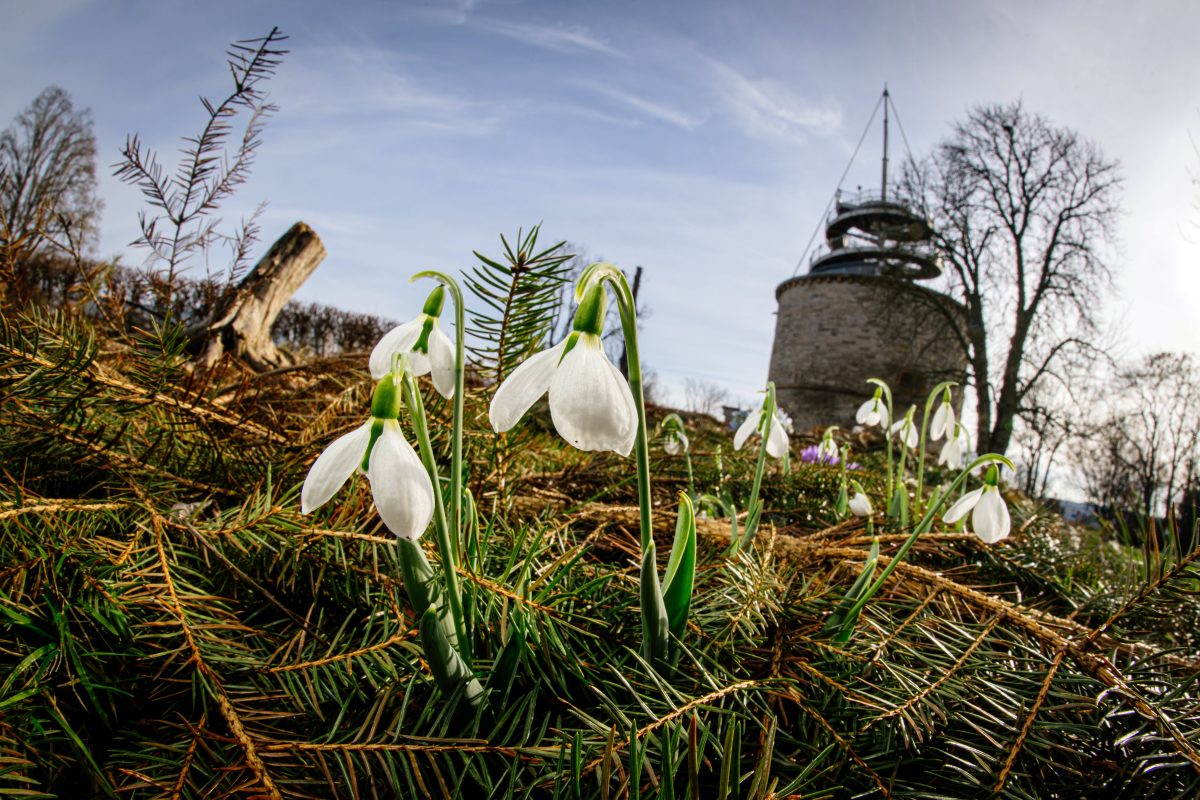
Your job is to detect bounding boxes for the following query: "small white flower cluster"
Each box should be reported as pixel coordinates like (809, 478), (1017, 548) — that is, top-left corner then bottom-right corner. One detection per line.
(850, 381), (1011, 544)
(300, 290), (460, 541)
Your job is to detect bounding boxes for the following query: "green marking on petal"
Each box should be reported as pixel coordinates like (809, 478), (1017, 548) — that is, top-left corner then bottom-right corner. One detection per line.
(559, 330), (582, 364)
(412, 316), (435, 354)
(362, 418), (386, 472)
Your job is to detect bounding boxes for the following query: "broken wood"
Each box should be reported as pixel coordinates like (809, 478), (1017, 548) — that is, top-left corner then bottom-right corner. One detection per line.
(192, 221), (326, 371)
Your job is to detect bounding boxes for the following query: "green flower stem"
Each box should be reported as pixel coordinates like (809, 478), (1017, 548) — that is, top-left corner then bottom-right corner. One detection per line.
(749, 383), (776, 509)
(729, 383), (776, 555)
(412, 270), (467, 562)
(400, 369), (469, 663)
(840, 453), (1013, 626)
(892, 416), (910, 522)
(684, 450), (695, 501)
(580, 263), (652, 551)
(914, 381), (956, 519)
(868, 379), (895, 504)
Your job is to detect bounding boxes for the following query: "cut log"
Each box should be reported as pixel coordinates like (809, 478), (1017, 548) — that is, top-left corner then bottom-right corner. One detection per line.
(192, 221), (326, 371)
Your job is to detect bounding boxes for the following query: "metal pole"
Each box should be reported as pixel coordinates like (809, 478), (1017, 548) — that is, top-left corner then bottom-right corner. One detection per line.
(881, 86), (890, 203)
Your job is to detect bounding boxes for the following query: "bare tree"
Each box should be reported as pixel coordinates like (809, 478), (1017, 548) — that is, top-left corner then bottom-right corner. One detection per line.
(683, 377), (728, 418)
(1013, 379), (1078, 498)
(909, 102), (1122, 456)
(0, 86), (101, 257)
(1075, 353), (1200, 517)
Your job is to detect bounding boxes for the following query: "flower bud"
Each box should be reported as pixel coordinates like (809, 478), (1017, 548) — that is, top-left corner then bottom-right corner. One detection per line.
(572, 283), (607, 337)
(370, 374), (403, 420)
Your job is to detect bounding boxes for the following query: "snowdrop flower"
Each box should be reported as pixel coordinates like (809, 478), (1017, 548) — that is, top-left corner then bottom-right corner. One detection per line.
(890, 407), (918, 449)
(734, 398), (790, 458)
(817, 426), (839, 463)
(664, 431), (688, 455)
(938, 424), (969, 470)
(930, 388), (955, 441)
(369, 285), (455, 398)
(855, 389), (889, 428)
(301, 373), (434, 541)
(489, 283), (636, 455)
(777, 408), (795, 435)
(848, 482), (873, 517)
(943, 465), (1011, 544)
(659, 414), (690, 455)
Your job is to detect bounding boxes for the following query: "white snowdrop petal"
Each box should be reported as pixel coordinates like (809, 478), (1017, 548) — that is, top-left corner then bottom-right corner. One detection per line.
(301, 421), (373, 514)
(664, 438), (680, 455)
(855, 400), (874, 425)
(973, 487), (1011, 544)
(930, 405), (948, 441)
(549, 337), (637, 454)
(609, 356), (639, 457)
(368, 421), (435, 541)
(939, 438), (963, 469)
(849, 492), (873, 516)
(766, 416), (789, 458)
(943, 487), (983, 525)
(428, 323), (456, 399)
(407, 350), (433, 377)
(369, 318), (425, 379)
(878, 404), (889, 428)
(489, 341), (565, 432)
(733, 409), (763, 451)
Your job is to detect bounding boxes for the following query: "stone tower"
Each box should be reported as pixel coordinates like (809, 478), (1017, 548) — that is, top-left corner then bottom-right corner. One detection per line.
(767, 90), (968, 432)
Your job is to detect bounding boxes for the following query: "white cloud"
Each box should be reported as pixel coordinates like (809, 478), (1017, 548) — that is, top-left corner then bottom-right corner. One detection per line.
(577, 82), (702, 129)
(274, 40), (504, 136)
(481, 20), (624, 58)
(706, 57), (842, 143)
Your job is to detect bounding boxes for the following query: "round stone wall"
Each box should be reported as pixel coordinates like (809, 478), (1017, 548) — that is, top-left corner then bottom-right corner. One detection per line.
(767, 274), (968, 433)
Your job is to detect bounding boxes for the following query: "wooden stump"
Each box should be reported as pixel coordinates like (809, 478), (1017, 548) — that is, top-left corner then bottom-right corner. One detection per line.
(192, 221), (326, 371)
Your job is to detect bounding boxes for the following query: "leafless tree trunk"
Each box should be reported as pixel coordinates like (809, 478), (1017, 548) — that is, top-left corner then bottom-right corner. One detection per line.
(907, 102), (1121, 456)
(1073, 353), (1200, 517)
(191, 221), (325, 370)
(683, 377), (729, 418)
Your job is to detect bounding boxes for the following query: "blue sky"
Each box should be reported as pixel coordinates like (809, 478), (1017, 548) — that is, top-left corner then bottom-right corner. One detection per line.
(3, 0), (1199, 409)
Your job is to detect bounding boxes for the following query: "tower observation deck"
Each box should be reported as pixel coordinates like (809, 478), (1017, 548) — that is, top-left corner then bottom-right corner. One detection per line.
(767, 88), (968, 433)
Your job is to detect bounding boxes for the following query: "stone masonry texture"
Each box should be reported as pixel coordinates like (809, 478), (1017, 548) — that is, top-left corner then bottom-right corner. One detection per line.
(768, 274), (969, 434)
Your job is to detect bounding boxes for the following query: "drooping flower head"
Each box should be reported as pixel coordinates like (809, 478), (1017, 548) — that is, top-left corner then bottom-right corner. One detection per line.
(370, 285), (455, 398)
(848, 480), (873, 517)
(301, 371), (434, 541)
(890, 406), (918, 449)
(489, 282), (637, 455)
(733, 391), (789, 458)
(817, 426), (840, 463)
(943, 464), (1011, 544)
(930, 387), (956, 442)
(659, 413), (690, 455)
(855, 387), (889, 429)
(938, 423), (970, 470)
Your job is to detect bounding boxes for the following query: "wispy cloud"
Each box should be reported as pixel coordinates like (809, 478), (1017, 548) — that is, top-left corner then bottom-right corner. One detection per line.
(578, 82), (702, 129)
(482, 20), (624, 58)
(706, 58), (842, 142)
(277, 41), (503, 135)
